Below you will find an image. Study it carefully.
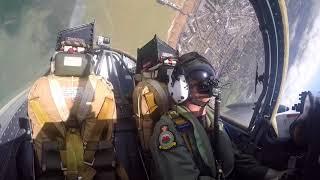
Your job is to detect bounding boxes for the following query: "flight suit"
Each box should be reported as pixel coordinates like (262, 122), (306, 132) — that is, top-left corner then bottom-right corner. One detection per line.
(150, 105), (268, 180)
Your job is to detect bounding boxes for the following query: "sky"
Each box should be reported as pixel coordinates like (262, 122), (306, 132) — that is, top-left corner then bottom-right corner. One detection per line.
(281, 2), (320, 107)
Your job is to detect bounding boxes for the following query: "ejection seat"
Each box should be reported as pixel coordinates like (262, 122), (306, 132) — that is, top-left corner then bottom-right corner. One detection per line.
(27, 51), (126, 180)
(132, 36), (178, 179)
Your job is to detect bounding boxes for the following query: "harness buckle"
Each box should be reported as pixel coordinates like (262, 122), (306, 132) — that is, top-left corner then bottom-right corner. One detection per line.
(83, 158), (95, 166)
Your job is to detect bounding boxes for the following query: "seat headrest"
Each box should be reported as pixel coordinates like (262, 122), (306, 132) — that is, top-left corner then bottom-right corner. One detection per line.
(52, 52), (92, 77)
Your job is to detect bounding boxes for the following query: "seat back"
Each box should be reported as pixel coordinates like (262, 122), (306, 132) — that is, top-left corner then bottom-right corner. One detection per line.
(132, 79), (170, 151)
(28, 51), (116, 136)
(28, 51), (117, 179)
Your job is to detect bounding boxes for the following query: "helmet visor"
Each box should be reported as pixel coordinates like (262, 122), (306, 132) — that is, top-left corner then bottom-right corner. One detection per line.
(188, 70), (218, 95)
(187, 70), (213, 82)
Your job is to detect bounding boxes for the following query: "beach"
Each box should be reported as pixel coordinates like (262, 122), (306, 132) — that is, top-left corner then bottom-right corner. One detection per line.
(167, 0), (199, 48)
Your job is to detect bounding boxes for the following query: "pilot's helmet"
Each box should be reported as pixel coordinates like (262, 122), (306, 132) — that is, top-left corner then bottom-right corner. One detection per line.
(168, 52), (218, 104)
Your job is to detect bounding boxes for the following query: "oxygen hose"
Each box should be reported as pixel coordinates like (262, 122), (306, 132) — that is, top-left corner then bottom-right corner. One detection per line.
(213, 89), (225, 180)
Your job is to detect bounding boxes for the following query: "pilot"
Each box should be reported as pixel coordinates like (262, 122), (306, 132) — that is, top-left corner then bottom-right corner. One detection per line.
(290, 91), (320, 179)
(149, 52), (285, 180)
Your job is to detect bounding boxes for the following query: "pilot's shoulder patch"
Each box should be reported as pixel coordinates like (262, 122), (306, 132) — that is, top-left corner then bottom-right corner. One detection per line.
(158, 125), (176, 150)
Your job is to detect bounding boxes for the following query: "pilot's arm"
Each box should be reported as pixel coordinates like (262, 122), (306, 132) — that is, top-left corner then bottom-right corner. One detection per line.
(289, 116), (306, 146)
(149, 115), (214, 180)
(213, 119), (269, 180)
(233, 146), (268, 179)
(233, 143), (286, 180)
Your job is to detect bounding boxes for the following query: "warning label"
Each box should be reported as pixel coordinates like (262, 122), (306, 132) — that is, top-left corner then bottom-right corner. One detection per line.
(64, 56), (82, 67)
(63, 87), (83, 101)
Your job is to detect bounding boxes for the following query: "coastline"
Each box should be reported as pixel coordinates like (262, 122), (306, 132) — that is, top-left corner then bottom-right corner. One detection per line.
(167, 0), (199, 48)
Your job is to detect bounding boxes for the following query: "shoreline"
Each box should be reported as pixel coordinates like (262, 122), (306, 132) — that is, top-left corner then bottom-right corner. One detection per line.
(167, 0), (200, 48)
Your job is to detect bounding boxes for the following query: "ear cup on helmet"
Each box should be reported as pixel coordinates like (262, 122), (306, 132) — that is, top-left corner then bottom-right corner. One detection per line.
(168, 73), (189, 104)
(168, 52), (216, 104)
(171, 60), (185, 81)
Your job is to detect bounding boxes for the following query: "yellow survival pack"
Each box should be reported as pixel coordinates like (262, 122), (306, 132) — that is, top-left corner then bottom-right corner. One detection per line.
(28, 46), (126, 180)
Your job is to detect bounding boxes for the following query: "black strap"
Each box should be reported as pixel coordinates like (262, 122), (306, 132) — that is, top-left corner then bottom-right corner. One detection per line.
(84, 141), (116, 169)
(41, 139), (118, 178)
(93, 150), (116, 169)
(94, 171), (116, 180)
(41, 142), (64, 172)
(213, 91), (225, 180)
(84, 141), (114, 151)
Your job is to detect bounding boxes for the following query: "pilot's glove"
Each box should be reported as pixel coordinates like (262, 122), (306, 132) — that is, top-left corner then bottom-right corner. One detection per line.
(264, 168), (296, 180)
(289, 116), (307, 146)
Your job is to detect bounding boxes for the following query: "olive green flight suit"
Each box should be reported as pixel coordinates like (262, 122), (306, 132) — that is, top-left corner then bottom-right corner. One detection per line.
(150, 105), (268, 180)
